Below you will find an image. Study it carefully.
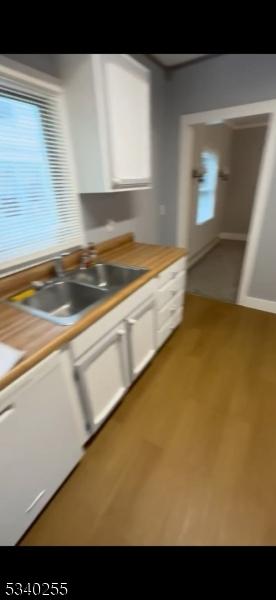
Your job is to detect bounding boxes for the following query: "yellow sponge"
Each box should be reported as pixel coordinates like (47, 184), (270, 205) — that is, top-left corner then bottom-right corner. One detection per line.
(10, 288), (36, 302)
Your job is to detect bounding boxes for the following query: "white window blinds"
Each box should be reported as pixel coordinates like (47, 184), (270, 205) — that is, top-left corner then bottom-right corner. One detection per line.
(0, 76), (83, 274)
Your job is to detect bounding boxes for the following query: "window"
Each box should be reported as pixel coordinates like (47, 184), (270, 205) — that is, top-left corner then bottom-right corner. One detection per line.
(0, 78), (82, 274)
(196, 151), (219, 225)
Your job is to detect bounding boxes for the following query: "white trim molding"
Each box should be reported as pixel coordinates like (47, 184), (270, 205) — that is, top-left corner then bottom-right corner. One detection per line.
(225, 121), (268, 131)
(219, 232), (247, 241)
(178, 100), (276, 129)
(188, 238), (220, 269)
(177, 100), (276, 312)
(240, 296), (276, 314)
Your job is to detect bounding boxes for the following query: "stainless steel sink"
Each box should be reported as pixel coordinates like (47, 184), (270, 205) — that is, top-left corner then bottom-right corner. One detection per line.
(6, 263), (148, 326)
(7, 280), (111, 326)
(70, 262), (147, 291)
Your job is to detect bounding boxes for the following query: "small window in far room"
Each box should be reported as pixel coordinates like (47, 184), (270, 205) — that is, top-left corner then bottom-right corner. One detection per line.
(196, 150), (219, 225)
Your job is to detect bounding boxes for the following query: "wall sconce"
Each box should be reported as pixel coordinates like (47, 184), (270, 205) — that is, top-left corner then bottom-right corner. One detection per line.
(192, 167), (205, 183)
(219, 167), (230, 181)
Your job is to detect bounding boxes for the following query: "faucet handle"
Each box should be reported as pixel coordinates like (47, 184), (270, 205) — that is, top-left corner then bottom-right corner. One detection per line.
(89, 242), (97, 257)
(53, 255), (63, 278)
(80, 248), (91, 270)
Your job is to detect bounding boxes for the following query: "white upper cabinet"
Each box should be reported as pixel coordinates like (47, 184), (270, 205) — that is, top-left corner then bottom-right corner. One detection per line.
(59, 54), (152, 193)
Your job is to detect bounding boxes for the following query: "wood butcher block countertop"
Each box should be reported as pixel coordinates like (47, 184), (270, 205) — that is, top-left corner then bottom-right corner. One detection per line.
(0, 234), (187, 391)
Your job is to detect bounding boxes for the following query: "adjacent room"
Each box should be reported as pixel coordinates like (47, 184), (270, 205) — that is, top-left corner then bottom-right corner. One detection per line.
(186, 115), (268, 303)
(2, 53), (276, 548)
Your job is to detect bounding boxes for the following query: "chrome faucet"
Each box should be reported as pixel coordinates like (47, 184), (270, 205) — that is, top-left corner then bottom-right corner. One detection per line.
(90, 242), (98, 265)
(53, 251), (70, 278)
(79, 243), (98, 270)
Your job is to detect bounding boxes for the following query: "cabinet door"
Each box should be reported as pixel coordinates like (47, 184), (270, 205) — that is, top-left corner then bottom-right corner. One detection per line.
(127, 298), (156, 381)
(0, 352), (83, 546)
(101, 54), (151, 188)
(74, 323), (129, 433)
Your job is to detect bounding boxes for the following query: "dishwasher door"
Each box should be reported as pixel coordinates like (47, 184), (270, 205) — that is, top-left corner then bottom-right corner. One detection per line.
(74, 322), (130, 439)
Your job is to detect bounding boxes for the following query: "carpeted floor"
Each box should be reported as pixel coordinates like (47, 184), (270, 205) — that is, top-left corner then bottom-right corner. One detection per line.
(187, 240), (246, 303)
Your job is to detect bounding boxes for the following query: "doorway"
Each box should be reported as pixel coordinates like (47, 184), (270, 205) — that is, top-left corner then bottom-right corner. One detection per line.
(186, 116), (268, 303)
(177, 101), (276, 308)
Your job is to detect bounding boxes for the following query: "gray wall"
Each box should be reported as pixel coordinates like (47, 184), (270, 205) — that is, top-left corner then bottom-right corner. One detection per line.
(162, 54), (276, 246)
(3, 54), (59, 77)
(162, 54), (276, 303)
(223, 126), (267, 235)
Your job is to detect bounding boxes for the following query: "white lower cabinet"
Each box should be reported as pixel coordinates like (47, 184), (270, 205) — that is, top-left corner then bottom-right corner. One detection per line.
(72, 297), (156, 438)
(74, 323), (129, 436)
(0, 351), (83, 546)
(157, 317), (175, 348)
(127, 297), (156, 381)
(71, 259), (186, 439)
(156, 257), (186, 350)
(71, 283), (157, 439)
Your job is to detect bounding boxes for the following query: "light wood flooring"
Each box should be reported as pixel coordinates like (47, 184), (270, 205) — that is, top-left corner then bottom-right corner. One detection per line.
(20, 293), (276, 545)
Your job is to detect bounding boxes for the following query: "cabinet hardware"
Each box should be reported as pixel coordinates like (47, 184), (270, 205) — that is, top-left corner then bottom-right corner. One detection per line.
(117, 329), (125, 337)
(25, 489), (46, 513)
(0, 404), (15, 424)
(127, 318), (137, 325)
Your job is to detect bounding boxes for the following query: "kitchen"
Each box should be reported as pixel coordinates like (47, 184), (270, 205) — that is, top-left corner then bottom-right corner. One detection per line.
(2, 53), (276, 549)
(0, 53), (187, 546)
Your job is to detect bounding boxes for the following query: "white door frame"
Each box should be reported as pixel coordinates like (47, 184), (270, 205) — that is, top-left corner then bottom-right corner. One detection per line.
(177, 99), (276, 311)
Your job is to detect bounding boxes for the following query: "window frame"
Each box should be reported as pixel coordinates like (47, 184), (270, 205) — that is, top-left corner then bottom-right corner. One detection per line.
(0, 59), (85, 277)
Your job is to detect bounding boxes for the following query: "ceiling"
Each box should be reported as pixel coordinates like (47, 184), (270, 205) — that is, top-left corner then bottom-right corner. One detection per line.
(225, 114), (269, 129)
(150, 54), (210, 68)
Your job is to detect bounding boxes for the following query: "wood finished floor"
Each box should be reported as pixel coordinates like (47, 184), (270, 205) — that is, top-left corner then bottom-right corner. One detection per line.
(20, 293), (276, 546)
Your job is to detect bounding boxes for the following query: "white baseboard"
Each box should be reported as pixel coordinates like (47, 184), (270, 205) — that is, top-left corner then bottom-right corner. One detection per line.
(188, 238), (220, 269)
(219, 232), (247, 241)
(238, 295), (276, 314)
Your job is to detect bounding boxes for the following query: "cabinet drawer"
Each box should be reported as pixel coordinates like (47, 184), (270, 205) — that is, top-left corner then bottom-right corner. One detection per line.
(156, 270), (186, 310)
(127, 297), (156, 381)
(157, 257), (186, 289)
(157, 316), (175, 349)
(172, 305), (184, 329)
(157, 306), (184, 350)
(157, 290), (184, 330)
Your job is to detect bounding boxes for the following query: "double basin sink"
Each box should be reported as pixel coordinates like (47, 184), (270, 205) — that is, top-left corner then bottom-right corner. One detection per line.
(8, 263), (148, 326)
